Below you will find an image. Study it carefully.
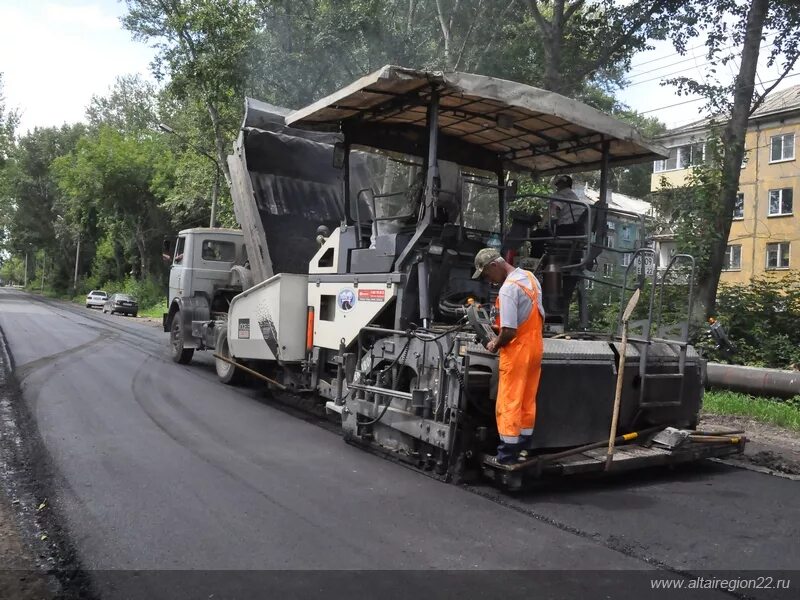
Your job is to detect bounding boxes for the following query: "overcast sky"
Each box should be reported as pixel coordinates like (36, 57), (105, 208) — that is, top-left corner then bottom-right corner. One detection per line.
(1, 1), (799, 135)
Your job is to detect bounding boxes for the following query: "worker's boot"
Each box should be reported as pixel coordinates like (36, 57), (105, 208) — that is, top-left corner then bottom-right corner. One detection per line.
(517, 434), (533, 461)
(494, 441), (521, 464)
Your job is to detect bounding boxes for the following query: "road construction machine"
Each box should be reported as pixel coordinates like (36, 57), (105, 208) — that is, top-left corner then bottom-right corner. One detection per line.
(163, 66), (745, 489)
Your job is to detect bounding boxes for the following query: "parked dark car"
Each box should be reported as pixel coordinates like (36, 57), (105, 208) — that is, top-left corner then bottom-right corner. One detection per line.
(103, 293), (138, 317)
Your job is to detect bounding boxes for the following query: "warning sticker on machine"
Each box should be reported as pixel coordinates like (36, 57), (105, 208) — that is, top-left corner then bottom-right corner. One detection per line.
(238, 318), (250, 339)
(358, 289), (385, 302)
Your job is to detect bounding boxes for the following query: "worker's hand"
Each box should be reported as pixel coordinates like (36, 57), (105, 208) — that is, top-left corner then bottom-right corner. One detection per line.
(485, 338), (499, 353)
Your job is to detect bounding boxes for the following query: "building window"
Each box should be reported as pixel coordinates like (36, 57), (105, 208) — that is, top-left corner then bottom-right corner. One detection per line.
(622, 226), (632, 241)
(766, 242), (790, 270)
(741, 147), (749, 169)
(585, 279), (594, 290)
(768, 188), (793, 216)
(723, 245), (741, 271)
(604, 235), (614, 248)
(682, 143), (705, 168)
(770, 133), (795, 163)
(603, 263), (614, 277)
(733, 193), (744, 220)
(621, 253), (632, 267)
(653, 143), (705, 173)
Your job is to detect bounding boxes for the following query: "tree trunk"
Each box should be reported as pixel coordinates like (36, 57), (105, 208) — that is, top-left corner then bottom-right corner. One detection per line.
(698, 0), (768, 320)
(524, 0), (566, 93)
(435, 0), (453, 70)
(544, 0), (566, 93)
(207, 100), (232, 189)
(135, 221), (149, 279)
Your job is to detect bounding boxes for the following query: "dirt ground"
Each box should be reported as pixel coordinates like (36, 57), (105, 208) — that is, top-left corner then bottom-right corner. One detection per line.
(0, 490), (54, 599)
(700, 413), (800, 476)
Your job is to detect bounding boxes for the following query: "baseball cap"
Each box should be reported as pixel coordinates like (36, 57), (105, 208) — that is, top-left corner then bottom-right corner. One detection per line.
(472, 247), (501, 279)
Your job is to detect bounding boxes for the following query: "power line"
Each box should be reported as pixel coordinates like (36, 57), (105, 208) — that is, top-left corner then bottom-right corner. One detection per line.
(636, 71), (800, 116)
(627, 33), (778, 79)
(626, 41), (778, 87)
(628, 40), (714, 70)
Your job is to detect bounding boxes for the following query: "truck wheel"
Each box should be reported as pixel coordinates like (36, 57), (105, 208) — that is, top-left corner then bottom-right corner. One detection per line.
(169, 311), (194, 364)
(215, 326), (244, 385)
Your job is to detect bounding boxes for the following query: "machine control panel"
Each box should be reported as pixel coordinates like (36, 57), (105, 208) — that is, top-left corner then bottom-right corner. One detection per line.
(466, 303), (497, 347)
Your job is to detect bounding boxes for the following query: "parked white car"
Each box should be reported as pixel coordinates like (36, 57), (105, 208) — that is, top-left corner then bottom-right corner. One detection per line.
(85, 290), (108, 309)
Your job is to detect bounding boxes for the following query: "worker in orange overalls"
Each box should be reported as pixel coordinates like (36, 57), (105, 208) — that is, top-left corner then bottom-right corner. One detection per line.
(472, 248), (545, 464)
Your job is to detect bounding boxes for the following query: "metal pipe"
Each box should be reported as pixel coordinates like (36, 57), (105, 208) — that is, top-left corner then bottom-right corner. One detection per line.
(706, 362), (800, 399)
(212, 353), (288, 390)
(334, 340), (345, 405)
(348, 382), (414, 401)
(418, 258), (430, 328)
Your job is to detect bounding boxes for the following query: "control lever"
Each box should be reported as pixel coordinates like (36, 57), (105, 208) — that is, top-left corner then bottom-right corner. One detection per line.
(466, 303), (497, 347)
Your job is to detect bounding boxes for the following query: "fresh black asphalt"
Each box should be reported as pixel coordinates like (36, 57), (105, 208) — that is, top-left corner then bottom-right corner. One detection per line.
(0, 288), (796, 599)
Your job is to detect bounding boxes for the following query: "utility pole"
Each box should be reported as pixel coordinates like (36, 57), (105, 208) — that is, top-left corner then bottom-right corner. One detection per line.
(158, 123), (221, 228)
(73, 235), (81, 294)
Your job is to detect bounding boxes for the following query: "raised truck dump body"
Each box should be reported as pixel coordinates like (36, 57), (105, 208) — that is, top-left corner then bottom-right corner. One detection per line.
(169, 66), (744, 489)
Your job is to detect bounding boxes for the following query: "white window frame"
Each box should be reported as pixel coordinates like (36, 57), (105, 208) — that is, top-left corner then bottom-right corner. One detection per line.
(585, 279), (594, 290)
(768, 188), (793, 217)
(621, 253), (632, 267)
(770, 133), (795, 163)
(733, 192), (744, 220)
(603, 263), (614, 277)
(766, 242), (790, 270)
(622, 226), (632, 242)
(604, 235), (614, 249)
(722, 245), (742, 271)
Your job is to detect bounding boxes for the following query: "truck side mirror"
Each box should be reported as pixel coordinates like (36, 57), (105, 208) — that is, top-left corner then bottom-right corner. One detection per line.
(333, 142), (346, 169)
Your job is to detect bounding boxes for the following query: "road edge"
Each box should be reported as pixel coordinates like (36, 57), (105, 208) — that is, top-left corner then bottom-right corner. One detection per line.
(0, 320), (98, 599)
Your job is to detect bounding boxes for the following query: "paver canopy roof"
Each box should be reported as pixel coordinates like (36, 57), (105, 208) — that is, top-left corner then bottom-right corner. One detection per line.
(286, 65), (667, 176)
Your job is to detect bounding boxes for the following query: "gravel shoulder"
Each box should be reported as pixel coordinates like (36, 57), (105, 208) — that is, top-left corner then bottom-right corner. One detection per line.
(700, 413), (800, 475)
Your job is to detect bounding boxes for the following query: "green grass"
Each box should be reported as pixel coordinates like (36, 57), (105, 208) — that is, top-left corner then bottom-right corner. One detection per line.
(138, 299), (168, 319)
(703, 390), (800, 432)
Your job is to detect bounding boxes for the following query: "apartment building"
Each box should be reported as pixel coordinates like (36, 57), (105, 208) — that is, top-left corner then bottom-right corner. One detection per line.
(650, 84), (800, 283)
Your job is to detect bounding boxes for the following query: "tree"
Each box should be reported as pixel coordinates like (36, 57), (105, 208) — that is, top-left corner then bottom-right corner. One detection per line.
(53, 126), (174, 279)
(0, 73), (18, 166)
(86, 74), (160, 134)
(3, 125), (87, 290)
(122, 0), (263, 188)
(663, 0), (800, 319)
(0, 74), (19, 252)
(521, 0), (683, 96)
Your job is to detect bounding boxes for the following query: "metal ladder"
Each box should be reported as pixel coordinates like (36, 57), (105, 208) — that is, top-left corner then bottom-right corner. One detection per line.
(616, 250), (696, 409)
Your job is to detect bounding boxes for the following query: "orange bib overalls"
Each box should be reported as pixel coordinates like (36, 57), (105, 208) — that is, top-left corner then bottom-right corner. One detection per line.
(494, 271), (544, 444)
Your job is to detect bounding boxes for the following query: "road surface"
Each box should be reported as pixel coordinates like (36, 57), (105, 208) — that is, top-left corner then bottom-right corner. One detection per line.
(0, 288), (796, 599)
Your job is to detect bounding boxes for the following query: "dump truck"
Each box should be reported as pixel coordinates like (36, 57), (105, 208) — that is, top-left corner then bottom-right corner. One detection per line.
(163, 66), (745, 489)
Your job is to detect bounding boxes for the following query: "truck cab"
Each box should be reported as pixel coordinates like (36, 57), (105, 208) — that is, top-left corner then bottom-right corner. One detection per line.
(164, 227), (247, 362)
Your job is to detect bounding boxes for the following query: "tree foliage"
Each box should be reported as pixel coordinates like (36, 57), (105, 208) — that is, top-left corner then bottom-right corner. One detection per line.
(1, 0), (684, 307)
(701, 273), (800, 369)
(660, 0), (800, 320)
(53, 126), (174, 279)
